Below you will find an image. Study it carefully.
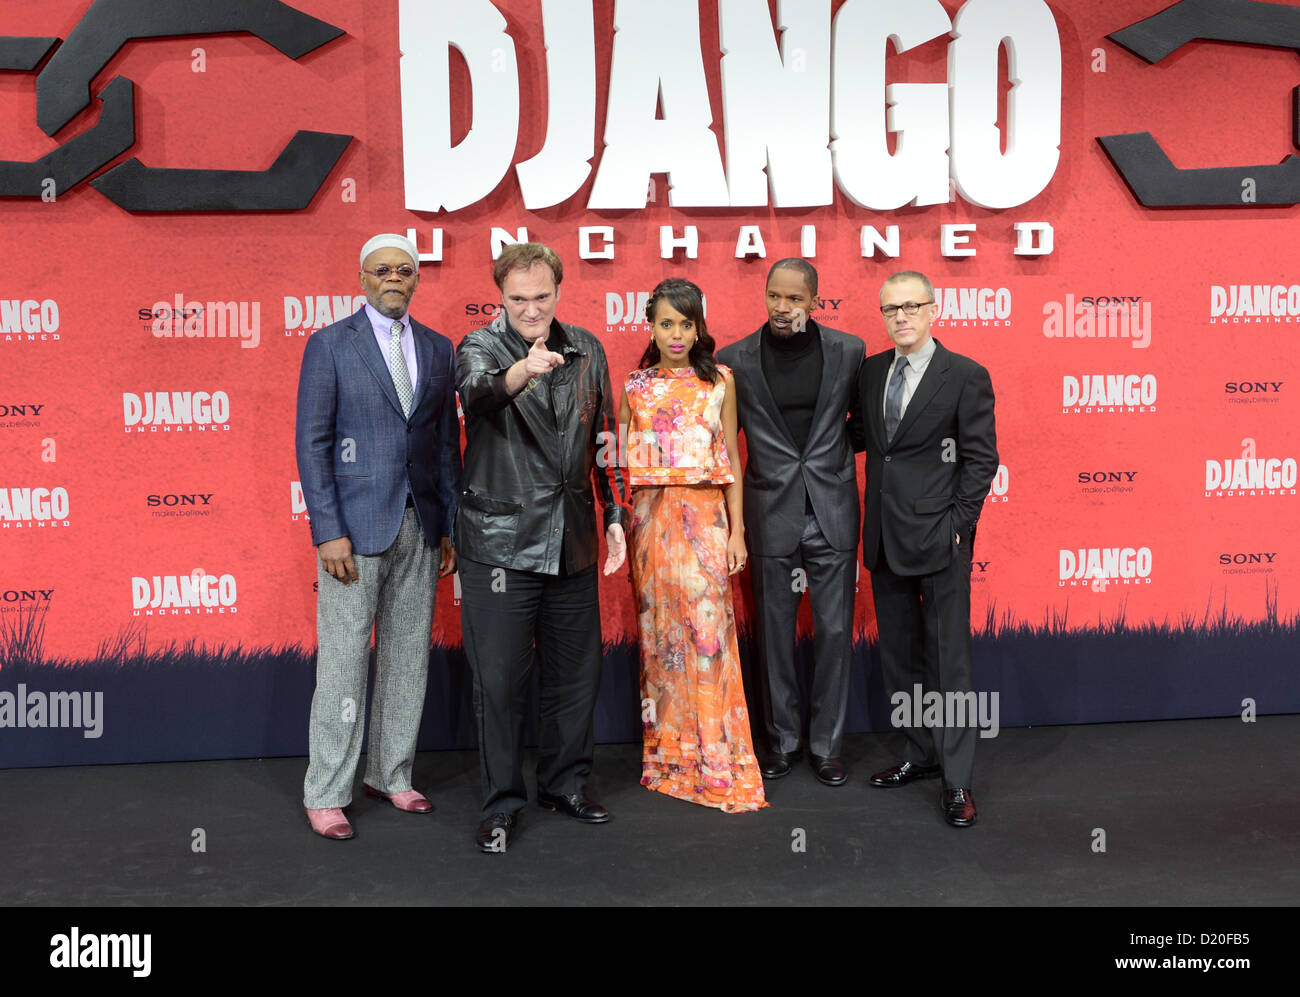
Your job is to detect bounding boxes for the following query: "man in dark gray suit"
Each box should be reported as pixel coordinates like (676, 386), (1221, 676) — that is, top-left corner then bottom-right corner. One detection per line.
(717, 259), (864, 786)
(295, 233), (461, 840)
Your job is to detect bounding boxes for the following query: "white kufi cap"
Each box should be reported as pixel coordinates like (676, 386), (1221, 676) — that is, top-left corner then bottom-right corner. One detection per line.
(360, 233), (419, 269)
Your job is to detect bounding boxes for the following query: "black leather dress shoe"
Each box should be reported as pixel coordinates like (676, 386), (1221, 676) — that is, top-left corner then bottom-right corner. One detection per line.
(760, 751), (800, 779)
(942, 786), (977, 827)
(476, 813), (516, 852)
(537, 791), (610, 823)
(810, 755), (847, 786)
(869, 761), (943, 787)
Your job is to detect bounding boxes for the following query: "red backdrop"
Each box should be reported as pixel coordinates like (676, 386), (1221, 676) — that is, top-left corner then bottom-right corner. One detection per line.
(3, 0), (1296, 668)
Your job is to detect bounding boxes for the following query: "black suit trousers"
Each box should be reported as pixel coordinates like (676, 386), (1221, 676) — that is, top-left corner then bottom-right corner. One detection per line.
(870, 540), (976, 788)
(458, 556), (602, 817)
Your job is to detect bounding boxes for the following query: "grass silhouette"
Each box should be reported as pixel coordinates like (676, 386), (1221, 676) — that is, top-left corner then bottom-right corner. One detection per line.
(2, 584), (1295, 768)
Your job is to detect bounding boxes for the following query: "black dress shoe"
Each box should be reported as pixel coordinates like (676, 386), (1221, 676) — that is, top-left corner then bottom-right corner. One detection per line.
(760, 750), (800, 779)
(869, 761), (943, 787)
(476, 813), (516, 852)
(942, 786), (977, 827)
(810, 755), (847, 786)
(537, 791), (611, 823)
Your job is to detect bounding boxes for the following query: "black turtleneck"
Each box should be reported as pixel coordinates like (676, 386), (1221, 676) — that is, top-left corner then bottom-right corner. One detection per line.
(760, 319), (822, 451)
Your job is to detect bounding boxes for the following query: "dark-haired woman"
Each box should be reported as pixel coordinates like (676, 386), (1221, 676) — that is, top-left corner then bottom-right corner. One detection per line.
(617, 278), (767, 813)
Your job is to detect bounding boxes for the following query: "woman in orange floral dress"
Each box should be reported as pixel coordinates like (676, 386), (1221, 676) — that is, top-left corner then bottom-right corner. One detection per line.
(617, 278), (767, 813)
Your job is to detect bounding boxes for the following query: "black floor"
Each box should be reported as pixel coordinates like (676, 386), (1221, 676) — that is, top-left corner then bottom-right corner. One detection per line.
(2, 715), (1297, 907)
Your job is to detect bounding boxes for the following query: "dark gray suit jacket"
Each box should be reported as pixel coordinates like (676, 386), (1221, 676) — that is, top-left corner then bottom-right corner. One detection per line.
(718, 324), (865, 557)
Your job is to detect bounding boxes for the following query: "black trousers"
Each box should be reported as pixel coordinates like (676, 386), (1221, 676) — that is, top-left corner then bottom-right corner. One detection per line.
(458, 557), (603, 818)
(750, 513), (856, 758)
(869, 541), (976, 789)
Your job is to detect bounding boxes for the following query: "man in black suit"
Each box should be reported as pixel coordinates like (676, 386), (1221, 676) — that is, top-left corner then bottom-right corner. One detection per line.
(717, 259), (865, 786)
(850, 270), (997, 827)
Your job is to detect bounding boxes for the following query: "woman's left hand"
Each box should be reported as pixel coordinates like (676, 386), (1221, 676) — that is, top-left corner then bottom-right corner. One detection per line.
(727, 532), (748, 575)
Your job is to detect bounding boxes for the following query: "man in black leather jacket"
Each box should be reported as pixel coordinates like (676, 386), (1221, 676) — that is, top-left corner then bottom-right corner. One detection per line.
(455, 242), (628, 852)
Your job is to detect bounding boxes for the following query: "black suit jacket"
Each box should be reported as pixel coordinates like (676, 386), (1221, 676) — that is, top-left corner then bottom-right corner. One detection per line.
(850, 339), (998, 576)
(718, 324), (865, 557)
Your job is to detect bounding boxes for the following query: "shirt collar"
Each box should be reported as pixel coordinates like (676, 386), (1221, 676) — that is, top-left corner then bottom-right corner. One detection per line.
(895, 336), (936, 368)
(364, 303), (409, 337)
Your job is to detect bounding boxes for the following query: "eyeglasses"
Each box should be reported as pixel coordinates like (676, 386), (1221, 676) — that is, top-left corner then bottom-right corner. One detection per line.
(880, 301), (934, 318)
(362, 264), (416, 280)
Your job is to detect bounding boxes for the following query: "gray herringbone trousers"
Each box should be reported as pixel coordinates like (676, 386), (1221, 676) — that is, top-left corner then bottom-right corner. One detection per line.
(303, 507), (436, 808)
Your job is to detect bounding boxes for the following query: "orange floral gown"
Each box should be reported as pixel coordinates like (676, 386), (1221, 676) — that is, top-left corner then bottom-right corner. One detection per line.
(624, 364), (767, 813)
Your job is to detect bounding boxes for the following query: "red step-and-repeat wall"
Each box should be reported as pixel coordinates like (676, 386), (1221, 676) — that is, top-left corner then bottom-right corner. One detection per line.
(2, 0), (1297, 765)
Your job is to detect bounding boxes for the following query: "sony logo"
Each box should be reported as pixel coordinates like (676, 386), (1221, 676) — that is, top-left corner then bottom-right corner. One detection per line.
(1218, 553), (1277, 564)
(146, 494), (213, 507)
(1077, 471), (1138, 483)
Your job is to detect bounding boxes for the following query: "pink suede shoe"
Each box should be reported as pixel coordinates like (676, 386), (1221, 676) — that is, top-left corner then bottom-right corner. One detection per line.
(364, 784), (434, 813)
(304, 806), (354, 839)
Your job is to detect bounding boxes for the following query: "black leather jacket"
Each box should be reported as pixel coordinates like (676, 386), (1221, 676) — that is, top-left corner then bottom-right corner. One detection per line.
(454, 315), (628, 574)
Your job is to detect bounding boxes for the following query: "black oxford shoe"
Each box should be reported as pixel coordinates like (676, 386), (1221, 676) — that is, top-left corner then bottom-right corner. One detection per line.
(811, 755), (847, 786)
(537, 791), (611, 823)
(760, 751), (800, 779)
(942, 787), (977, 827)
(476, 813), (516, 852)
(869, 761), (943, 787)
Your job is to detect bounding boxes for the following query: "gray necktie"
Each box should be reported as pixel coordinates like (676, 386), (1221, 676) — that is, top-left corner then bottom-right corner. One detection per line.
(884, 354), (909, 442)
(389, 319), (414, 418)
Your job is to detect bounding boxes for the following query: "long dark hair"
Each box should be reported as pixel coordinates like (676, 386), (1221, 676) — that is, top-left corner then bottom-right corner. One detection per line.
(636, 278), (720, 384)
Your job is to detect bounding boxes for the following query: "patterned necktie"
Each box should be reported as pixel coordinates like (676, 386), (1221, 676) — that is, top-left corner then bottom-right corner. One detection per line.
(389, 319), (414, 418)
(884, 354), (909, 443)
